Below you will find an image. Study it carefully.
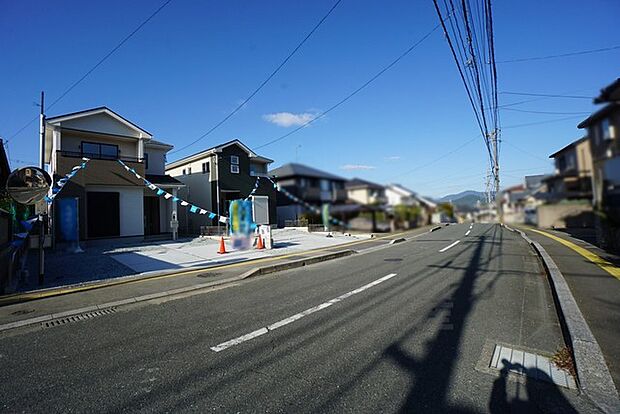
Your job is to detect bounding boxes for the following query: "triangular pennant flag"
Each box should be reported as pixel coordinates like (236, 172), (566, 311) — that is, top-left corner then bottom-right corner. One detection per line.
(208, 213), (216, 219)
(148, 184), (158, 191)
(180, 201), (189, 206)
(189, 205), (199, 213)
(72, 165), (80, 171)
(172, 197), (180, 202)
(82, 157), (90, 161)
(156, 189), (165, 196)
(199, 209), (207, 215)
(135, 174), (142, 179)
(219, 216), (228, 224)
(15, 232), (28, 239)
(164, 193), (172, 199)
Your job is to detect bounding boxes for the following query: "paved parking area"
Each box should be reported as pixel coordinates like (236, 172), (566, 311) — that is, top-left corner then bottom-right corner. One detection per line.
(109, 229), (371, 273)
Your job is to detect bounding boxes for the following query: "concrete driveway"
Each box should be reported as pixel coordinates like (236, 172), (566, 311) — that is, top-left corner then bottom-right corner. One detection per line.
(110, 229), (372, 273)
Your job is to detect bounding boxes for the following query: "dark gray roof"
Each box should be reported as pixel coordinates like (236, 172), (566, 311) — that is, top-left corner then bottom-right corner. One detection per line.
(270, 163), (345, 181)
(594, 78), (620, 104)
(548, 136), (588, 158)
(145, 174), (184, 186)
(345, 178), (384, 190)
(578, 103), (620, 129)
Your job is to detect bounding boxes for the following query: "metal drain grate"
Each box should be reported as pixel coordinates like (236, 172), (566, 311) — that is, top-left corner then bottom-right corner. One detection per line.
(490, 344), (576, 389)
(43, 308), (117, 328)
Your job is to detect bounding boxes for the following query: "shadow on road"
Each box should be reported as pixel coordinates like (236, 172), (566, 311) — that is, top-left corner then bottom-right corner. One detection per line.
(489, 359), (578, 414)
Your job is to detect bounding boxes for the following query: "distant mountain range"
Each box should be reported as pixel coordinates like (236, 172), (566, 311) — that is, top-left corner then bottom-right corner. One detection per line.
(439, 190), (486, 210)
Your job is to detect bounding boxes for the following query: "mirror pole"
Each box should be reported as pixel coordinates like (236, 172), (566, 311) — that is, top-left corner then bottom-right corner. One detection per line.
(39, 91), (45, 286)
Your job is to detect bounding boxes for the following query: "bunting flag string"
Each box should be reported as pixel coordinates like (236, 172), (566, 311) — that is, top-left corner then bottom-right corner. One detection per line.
(263, 176), (348, 228)
(45, 157), (91, 204)
(11, 216), (40, 248)
(244, 176), (261, 201)
(117, 160), (228, 224)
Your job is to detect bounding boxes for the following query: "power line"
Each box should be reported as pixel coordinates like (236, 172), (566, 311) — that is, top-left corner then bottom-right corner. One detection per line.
(500, 91), (592, 99)
(497, 44), (620, 63)
(502, 115), (584, 129)
(253, 19), (445, 151)
(387, 135), (478, 180)
(169, 0), (343, 156)
(6, 0), (174, 143)
(501, 107), (591, 115)
(502, 140), (550, 162)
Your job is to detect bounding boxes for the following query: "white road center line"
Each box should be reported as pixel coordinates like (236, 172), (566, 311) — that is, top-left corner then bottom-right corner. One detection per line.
(210, 273), (398, 352)
(439, 240), (461, 252)
(465, 230), (471, 236)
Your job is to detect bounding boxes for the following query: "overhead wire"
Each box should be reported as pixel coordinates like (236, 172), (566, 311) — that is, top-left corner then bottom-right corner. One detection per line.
(252, 17), (447, 150)
(6, 0), (175, 144)
(169, 0), (343, 156)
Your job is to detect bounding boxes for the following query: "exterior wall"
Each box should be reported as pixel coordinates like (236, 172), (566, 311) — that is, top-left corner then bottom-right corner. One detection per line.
(145, 147), (167, 175)
(348, 188), (370, 204)
(167, 155), (217, 181)
(576, 139), (593, 177)
(58, 113), (145, 138)
(537, 203), (593, 229)
(174, 173), (214, 234)
(217, 144), (276, 224)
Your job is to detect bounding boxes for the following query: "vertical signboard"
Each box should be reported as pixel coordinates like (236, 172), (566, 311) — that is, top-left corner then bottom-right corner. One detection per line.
(57, 197), (82, 252)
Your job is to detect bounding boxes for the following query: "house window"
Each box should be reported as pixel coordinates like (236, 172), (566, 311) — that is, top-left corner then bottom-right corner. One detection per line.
(320, 179), (330, 191)
(230, 155), (239, 165)
(81, 141), (119, 160)
(202, 161), (210, 174)
(182, 169), (186, 175)
(144, 153), (149, 169)
(230, 164), (239, 174)
(299, 178), (307, 187)
(188, 166), (192, 175)
(601, 118), (611, 140)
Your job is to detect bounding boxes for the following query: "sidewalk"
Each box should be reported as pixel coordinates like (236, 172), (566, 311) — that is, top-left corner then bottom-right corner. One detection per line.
(519, 226), (620, 392)
(0, 227), (432, 332)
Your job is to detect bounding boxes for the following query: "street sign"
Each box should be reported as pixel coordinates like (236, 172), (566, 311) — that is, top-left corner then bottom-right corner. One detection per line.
(6, 166), (51, 205)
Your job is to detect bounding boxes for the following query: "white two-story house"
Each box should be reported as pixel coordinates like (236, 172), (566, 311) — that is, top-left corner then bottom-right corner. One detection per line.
(44, 107), (183, 240)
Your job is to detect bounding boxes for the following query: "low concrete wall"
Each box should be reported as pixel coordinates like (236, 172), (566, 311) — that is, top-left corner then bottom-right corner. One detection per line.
(537, 203), (593, 229)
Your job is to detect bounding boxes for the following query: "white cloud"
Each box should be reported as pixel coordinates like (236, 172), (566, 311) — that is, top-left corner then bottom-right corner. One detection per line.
(262, 112), (317, 127)
(385, 156), (401, 160)
(340, 164), (376, 171)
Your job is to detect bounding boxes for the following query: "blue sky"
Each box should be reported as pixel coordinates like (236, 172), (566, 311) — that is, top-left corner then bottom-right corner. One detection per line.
(1, 0), (618, 198)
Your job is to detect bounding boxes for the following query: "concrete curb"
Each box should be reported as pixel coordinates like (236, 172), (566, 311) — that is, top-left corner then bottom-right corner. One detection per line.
(510, 225), (620, 413)
(430, 225), (442, 232)
(0, 249), (356, 333)
(389, 238), (406, 245)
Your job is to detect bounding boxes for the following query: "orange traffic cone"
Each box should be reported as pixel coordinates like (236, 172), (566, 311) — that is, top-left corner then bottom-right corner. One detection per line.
(256, 234), (265, 250)
(217, 237), (227, 254)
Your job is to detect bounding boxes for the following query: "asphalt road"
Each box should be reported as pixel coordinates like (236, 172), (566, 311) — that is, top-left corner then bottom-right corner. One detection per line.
(0, 223), (600, 413)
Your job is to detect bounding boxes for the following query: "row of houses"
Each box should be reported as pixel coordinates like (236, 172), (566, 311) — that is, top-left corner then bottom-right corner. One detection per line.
(500, 78), (620, 250)
(41, 106), (434, 242)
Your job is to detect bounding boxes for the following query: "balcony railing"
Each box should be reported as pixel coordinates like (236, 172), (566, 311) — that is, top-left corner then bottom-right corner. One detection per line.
(58, 150), (142, 163)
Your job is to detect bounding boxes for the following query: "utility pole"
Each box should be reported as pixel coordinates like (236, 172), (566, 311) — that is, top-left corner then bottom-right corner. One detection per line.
(491, 129), (500, 199)
(38, 91), (46, 285)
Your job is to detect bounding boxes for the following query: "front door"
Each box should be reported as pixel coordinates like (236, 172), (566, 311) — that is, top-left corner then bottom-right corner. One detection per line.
(87, 192), (120, 238)
(144, 196), (160, 235)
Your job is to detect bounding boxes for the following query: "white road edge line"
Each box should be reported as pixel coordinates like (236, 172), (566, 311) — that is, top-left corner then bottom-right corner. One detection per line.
(465, 230), (471, 236)
(210, 273), (398, 352)
(439, 240), (461, 252)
